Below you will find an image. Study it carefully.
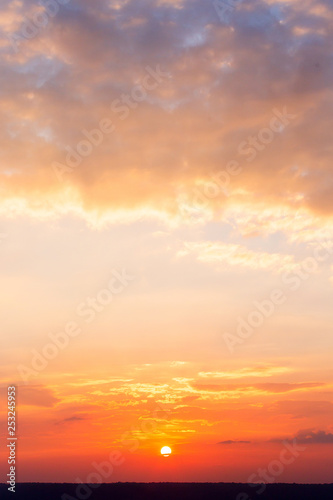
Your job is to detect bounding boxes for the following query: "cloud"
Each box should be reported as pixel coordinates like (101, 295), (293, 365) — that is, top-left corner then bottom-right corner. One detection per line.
(0, 0), (332, 234)
(63, 415), (86, 422)
(217, 440), (251, 445)
(273, 429), (333, 444)
(179, 242), (296, 273)
(55, 415), (87, 425)
(192, 382), (324, 394)
(294, 429), (333, 444)
(198, 366), (292, 379)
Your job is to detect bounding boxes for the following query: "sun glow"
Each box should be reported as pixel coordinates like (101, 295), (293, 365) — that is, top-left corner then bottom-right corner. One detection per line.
(161, 446), (172, 457)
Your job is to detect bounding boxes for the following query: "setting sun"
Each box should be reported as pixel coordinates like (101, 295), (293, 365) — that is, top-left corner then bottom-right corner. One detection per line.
(161, 446), (172, 457)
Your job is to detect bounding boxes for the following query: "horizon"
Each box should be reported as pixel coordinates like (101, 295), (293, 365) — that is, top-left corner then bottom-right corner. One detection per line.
(1, 482), (333, 500)
(2, 480), (333, 484)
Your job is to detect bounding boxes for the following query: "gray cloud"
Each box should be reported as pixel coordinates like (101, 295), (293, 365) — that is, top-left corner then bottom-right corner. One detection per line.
(295, 429), (333, 444)
(55, 415), (87, 425)
(217, 440), (251, 444)
(272, 429), (333, 444)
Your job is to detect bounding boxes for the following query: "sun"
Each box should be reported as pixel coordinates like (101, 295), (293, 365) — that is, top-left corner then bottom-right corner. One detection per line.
(160, 446), (172, 457)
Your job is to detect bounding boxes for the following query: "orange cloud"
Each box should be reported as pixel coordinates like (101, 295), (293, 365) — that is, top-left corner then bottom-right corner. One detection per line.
(0, 0), (332, 234)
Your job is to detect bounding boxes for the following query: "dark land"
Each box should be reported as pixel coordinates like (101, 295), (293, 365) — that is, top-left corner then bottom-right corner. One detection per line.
(1, 483), (333, 500)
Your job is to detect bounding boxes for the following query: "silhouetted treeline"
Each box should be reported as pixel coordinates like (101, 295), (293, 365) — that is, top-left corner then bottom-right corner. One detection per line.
(1, 482), (333, 500)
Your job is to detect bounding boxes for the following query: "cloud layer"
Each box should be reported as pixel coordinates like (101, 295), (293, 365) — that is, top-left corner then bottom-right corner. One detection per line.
(0, 0), (332, 231)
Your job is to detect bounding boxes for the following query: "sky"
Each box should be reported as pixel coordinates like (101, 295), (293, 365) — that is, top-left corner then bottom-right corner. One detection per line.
(0, 0), (333, 485)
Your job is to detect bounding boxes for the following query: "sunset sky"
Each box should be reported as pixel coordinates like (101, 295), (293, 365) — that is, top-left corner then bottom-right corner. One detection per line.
(1, 0), (333, 484)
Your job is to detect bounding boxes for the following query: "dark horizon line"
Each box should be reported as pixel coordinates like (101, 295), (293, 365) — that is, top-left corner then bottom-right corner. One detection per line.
(2, 481), (333, 485)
